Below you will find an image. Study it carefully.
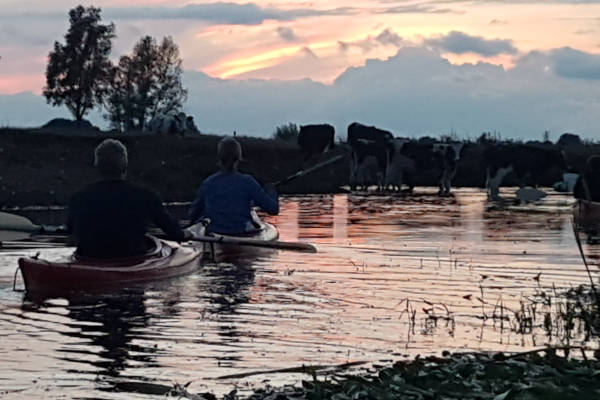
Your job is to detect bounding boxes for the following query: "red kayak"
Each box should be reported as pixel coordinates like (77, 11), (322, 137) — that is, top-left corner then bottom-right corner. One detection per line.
(18, 236), (203, 294)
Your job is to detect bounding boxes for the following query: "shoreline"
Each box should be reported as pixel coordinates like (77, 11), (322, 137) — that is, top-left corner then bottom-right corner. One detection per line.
(1, 128), (598, 208)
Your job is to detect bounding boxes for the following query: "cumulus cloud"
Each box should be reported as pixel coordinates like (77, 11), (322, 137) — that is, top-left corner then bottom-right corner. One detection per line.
(426, 31), (517, 56)
(277, 27), (297, 42)
(338, 28), (406, 53)
(375, 29), (405, 47)
(3, 45), (600, 141)
(180, 46), (600, 140)
(550, 47), (600, 79)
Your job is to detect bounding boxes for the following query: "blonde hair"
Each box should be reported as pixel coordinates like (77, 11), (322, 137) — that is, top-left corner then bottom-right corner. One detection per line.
(94, 139), (128, 178)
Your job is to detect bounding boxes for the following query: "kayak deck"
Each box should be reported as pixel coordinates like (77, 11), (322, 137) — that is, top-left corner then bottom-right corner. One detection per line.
(187, 215), (279, 259)
(18, 236), (203, 294)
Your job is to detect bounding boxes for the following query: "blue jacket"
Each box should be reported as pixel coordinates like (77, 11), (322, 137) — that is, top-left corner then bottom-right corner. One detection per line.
(189, 171), (279, 234)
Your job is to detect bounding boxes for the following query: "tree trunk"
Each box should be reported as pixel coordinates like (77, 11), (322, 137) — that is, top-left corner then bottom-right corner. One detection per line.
(75, 102), (83, 128)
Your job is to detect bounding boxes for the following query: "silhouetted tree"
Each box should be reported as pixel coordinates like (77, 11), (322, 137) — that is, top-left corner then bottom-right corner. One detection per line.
(543, 130), (550, 143)
(557, 132), (583, 147)
(273, 123), (298, 142)
(106, 36), (187, 132)
(44, 6), (115, 126)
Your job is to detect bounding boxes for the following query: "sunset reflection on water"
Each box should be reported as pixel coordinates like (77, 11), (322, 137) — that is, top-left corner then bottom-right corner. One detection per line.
(0, 188), (597, 399)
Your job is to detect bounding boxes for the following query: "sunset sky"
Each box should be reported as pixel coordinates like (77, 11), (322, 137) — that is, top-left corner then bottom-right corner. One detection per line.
(1, 0), (600, 139)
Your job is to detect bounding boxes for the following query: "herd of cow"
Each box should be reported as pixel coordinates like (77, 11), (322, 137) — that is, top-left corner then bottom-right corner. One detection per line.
(137, 115), (569, 201)
(296, 122), (568, 200)
(148, 112), (199, 135)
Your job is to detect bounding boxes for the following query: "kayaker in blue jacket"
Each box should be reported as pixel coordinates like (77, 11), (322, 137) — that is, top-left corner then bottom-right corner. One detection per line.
(68, 139), (187, 259)
(189, 137), (279, 234)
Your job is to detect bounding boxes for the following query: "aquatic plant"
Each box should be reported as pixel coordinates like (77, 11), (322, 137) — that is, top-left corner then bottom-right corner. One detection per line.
(167, 348), (600, 399)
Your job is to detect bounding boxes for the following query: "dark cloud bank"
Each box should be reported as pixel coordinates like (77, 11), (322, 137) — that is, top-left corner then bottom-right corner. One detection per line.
(1, 37), (599, 140)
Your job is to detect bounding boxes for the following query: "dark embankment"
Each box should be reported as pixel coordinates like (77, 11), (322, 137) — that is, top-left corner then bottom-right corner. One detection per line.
(1, 128), (599, 207)
(0, 128), (349, 207)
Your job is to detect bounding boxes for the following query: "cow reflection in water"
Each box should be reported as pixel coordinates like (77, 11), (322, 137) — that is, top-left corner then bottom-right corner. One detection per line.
(483, 210), (564, 241)
(346, 194), (462, 229)
(296, 196), (334, 237)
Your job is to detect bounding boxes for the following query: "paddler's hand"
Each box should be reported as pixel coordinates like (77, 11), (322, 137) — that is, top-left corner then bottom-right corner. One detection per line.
(183, 229), (194, 240)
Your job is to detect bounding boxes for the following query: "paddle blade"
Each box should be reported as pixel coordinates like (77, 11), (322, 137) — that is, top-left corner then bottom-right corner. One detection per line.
(0, 212), (41, 233)
(0, 230), (32, 242)
(186, 235), (317, 253)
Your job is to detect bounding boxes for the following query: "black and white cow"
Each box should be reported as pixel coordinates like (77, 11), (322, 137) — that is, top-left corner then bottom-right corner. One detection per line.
(148, 112), (199, 136)
(385, 141), (465, 195)
(434, 142), (465, 195)
(297, 124), (335, 161)
(483, 144), (565, 201)
(347, 122), (394, 190)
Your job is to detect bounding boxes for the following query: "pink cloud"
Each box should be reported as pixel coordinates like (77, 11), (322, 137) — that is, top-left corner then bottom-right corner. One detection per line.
(0, 74), (45, 94)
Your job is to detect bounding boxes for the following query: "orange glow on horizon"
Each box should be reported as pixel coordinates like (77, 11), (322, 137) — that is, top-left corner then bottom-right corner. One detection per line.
(0, 75), (44, 95)
(206, 45), (305, 78)
(204, 40), (336, 79)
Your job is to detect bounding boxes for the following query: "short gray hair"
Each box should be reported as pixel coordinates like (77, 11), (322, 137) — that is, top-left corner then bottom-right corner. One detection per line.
(94, 139), (128, 177)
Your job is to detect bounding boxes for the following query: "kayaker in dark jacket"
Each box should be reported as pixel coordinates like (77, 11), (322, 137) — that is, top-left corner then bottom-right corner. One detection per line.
(189, 137), (279, 234)
(574, 155), (600, 202)
(68, 139), (186, 259)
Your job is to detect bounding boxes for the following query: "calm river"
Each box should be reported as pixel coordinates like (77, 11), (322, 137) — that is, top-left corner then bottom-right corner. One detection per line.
(1, 189), (598, 399)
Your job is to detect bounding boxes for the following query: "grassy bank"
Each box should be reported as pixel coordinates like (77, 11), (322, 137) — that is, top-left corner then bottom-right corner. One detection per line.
(0, 128), (348, 207)
(1, 128), (599, 207)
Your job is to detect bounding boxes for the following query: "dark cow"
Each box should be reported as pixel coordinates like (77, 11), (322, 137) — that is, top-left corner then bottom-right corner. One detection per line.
(483, 144), (565, 201)
(347, 122), (394, 190)
(297, 124), (335, 161)
(386, 141), (465, 195)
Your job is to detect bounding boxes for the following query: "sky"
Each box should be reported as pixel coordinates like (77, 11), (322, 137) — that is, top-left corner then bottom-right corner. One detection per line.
(1, 0), (600, 140)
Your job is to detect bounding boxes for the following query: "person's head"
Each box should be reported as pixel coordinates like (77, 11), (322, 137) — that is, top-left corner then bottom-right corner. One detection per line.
(217, 137), (242, 171)
(94, 139), (128, 179)
(586, 155), (600, 173)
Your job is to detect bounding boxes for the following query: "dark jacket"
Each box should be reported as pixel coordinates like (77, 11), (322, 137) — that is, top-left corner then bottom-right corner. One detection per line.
(67, 180), (184, 258)
(573, 171), (600, 202)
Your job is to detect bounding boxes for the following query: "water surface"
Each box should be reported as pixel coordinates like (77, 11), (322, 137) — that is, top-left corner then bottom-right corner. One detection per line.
(1, 189), (597, 399)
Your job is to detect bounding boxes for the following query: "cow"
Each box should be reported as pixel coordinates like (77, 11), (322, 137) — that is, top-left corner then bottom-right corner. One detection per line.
(353, 155), (383, 189)
(297, 124), (335, 162)
(347, 122), (394, 190)
(148, 112), (199, 136)
(434, 142), (465, 195)
(483, 144), (565, 201)
(385, 140), (465, 195)
(384, 138), (415, 191)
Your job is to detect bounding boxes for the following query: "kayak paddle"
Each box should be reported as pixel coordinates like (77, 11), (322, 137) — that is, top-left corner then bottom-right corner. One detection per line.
(273, 153), (347, 187)
(0, 211), (66, 241)
(181, 235), (317, 253)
